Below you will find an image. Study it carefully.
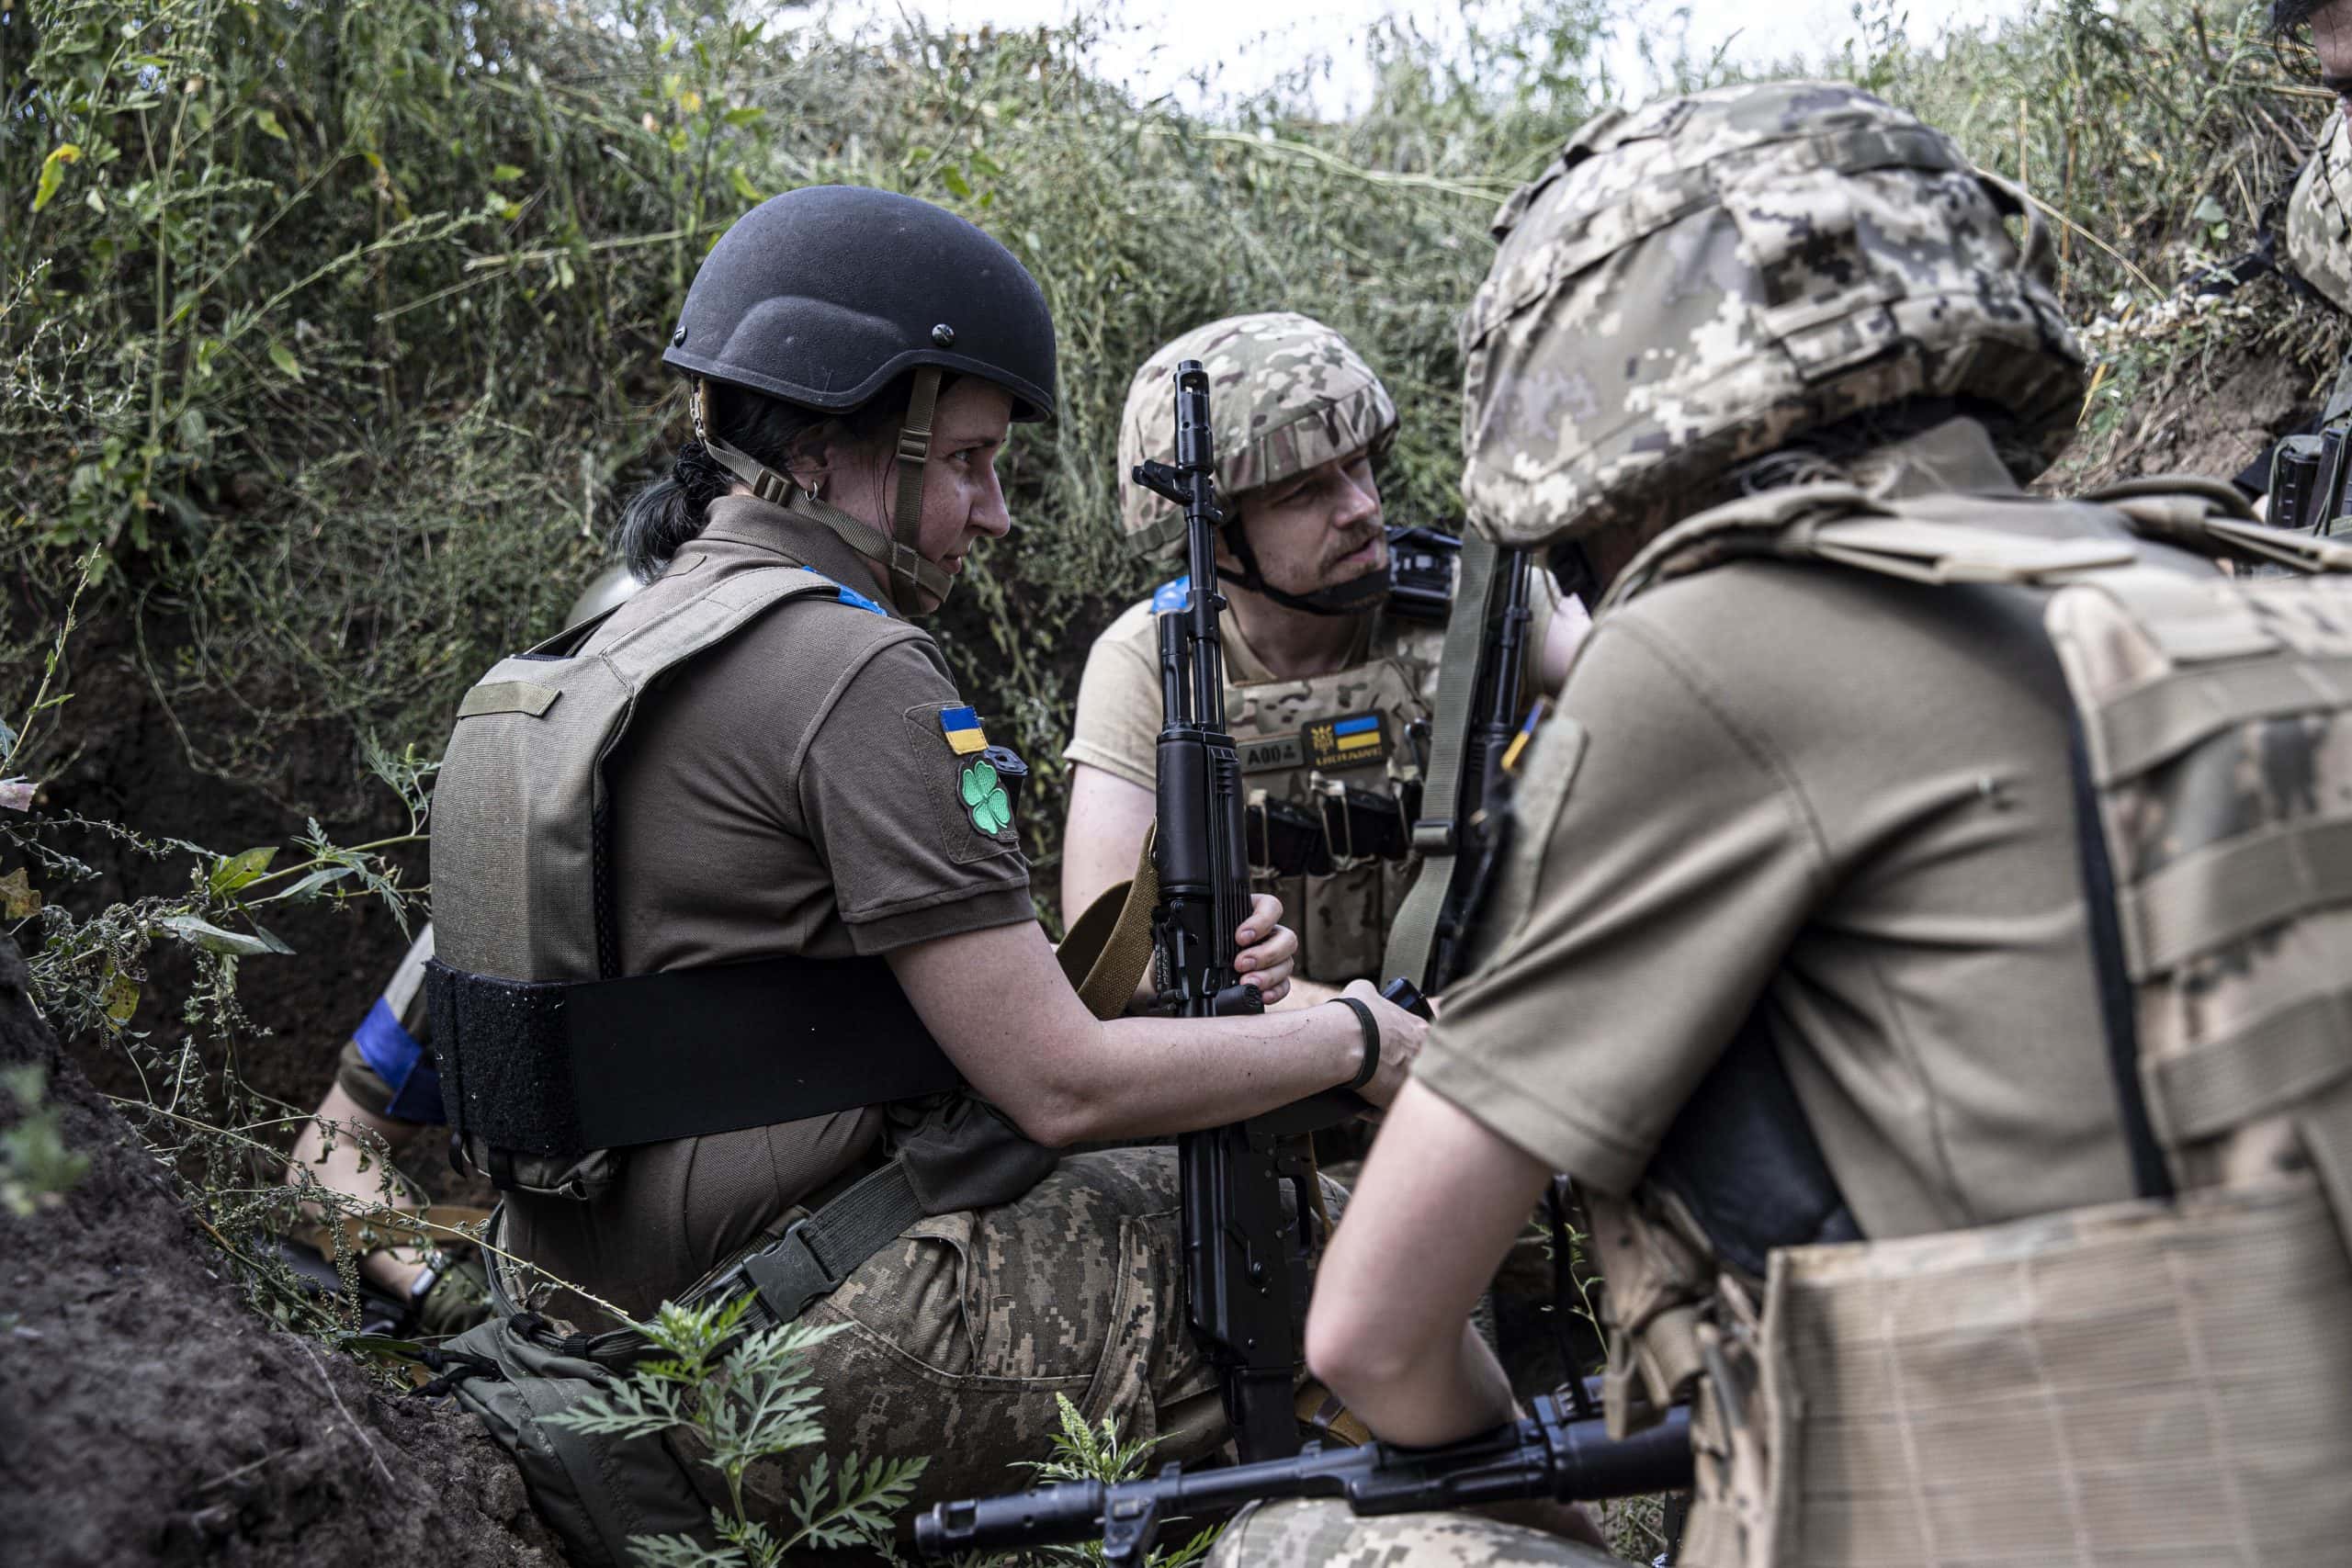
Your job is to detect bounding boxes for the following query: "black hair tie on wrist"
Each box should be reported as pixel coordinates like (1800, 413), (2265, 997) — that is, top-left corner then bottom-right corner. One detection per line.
(1335, 996), (1380, 1091)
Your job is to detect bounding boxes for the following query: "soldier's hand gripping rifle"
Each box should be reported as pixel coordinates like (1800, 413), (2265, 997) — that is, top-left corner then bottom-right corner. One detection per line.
(915, 1393), (1694, 1567)
(1385, 535), (1537, 994)
(1131, 360), (1427, 1465)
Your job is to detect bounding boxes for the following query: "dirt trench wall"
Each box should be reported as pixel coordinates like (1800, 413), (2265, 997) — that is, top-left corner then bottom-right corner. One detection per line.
(0, 933), (560, 1568)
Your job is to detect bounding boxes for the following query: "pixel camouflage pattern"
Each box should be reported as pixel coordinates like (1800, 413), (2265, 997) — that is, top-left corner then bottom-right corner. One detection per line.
(1458, 80), (2087, 553)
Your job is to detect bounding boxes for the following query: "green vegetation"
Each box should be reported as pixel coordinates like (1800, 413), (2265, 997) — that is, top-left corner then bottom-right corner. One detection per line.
(1, 0), (2348, 1548)
(0, 1063), (90, 1215)
(548, 1296), (928, 1567)
(6, 0), (2343, 898)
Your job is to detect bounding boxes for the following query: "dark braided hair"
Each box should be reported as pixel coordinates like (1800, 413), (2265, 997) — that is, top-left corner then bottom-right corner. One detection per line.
(615, 372), (949, 581)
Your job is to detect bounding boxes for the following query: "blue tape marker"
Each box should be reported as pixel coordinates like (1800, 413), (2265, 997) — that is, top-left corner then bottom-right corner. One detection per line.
(1151, 576), (1191, 614)
(353, 997), (447, 1126)
(834, 584), (885, 615)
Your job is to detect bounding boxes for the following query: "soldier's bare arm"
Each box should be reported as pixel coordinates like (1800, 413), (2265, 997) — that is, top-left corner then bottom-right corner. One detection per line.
(887, 921), (1422, 1145)
(1059, 761), (1155, 920)
(1306, 1077), (1548, 1445)
(285, 1082), (433, 1294)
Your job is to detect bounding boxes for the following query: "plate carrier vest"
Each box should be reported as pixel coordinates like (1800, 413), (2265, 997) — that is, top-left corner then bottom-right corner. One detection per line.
(1560, 476), (2352, 1568)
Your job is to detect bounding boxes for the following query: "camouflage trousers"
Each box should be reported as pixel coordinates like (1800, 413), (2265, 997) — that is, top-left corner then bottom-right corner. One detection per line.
(1207, 1501), (1621, 1568)
(742, 1145), (1347, 1520)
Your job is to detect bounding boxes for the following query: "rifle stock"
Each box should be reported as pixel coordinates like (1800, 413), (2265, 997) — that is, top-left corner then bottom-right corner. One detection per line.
(1388, 536), (1538, 994)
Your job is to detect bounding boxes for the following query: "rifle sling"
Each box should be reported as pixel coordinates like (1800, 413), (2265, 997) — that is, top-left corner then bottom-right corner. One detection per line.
(425, 953), (961, 1156)
(1384, 531), (1505, 986)
(1055, 826), (1164, 1021)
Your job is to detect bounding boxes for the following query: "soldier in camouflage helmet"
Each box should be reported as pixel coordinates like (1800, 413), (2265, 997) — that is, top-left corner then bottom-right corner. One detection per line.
(1063, 312), (1579, 1004)
(1224, 80), (2352, 1568)
(2245, 5), (2352, 517)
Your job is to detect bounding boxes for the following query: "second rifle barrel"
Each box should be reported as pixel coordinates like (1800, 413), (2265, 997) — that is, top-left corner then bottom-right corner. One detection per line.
(914, 1404), (1693, 1556)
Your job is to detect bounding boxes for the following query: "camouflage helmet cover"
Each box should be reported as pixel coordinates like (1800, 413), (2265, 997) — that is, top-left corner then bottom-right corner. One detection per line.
(1459, 80), (2088, 550)
(1118, 312), (1399, 558)
(2287, 109), (2352, 316)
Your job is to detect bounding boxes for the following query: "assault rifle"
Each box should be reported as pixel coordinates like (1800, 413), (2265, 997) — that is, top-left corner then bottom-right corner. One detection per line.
(1131, 360), (1426, 1464)
(915, 1392), (1694, 1565)
(1385, 536), (1538, 994)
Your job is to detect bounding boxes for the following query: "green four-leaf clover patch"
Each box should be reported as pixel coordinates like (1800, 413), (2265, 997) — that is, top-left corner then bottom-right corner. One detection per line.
(959, 759), (1012, 835)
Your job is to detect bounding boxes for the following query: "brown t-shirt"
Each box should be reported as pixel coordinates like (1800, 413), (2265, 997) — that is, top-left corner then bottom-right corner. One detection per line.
(1418, 426), (2218, 1242)
(504, 498), (1035, 1317)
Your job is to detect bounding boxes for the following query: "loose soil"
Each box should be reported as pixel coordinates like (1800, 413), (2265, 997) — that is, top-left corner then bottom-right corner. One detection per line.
(0, 933), (560, 1568)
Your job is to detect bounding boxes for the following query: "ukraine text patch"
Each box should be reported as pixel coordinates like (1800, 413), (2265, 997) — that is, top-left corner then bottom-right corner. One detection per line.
(1302, 711), (1387, 770)
(939, 705), (989, 755)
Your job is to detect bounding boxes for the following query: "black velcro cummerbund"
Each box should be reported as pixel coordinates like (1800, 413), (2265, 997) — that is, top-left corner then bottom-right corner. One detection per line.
(424, 953), (962, 1156)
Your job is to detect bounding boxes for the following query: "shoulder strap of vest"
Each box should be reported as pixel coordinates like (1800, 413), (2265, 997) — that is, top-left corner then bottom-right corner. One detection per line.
(2084, 472), (2352, 574)
(590, 563), (876, 692)
(1600, 482), (2142, 612)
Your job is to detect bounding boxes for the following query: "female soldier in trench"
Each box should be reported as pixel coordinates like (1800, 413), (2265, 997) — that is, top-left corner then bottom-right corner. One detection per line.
(423, 186), (1426, 1562)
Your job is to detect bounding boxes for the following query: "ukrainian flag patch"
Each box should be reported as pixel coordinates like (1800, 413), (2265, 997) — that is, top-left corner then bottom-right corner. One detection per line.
(940, 705), (989, 755)
(1302, 711), (1388, 770)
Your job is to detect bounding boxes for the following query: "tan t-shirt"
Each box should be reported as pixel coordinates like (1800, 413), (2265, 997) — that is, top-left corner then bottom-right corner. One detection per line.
(1064, 565), (1560, 795)
(1064, 560), (1564, 980)
(505, 498), (1035, 1317)
(1418, 434), (2220, 1243)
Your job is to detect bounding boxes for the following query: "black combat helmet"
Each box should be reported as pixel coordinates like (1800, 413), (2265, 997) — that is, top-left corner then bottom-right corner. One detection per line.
(664, 186), (1057, 612)
(664, 185), (1056, 420)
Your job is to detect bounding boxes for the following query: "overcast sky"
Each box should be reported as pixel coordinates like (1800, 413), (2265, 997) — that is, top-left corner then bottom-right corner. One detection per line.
(821, 0), (2039, 116)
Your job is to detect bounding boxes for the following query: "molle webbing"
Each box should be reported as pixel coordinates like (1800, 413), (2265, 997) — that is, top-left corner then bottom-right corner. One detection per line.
(2045, 563), (2352, 1228)
(1606, 480), (2352, 1567)
(425, 953), (960, 1157)
(1753, 1181), (2352, 1567)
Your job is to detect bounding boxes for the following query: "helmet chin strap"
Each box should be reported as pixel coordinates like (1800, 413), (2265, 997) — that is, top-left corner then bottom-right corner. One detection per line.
(1220, 518), (1392, 617)
(694, 373), (955, 615)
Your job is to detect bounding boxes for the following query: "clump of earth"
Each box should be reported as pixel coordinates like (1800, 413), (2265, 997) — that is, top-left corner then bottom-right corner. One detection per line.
(0, 934), (560, 1568)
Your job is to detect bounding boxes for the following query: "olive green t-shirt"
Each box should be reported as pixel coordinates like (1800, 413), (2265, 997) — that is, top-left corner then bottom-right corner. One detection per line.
(1418, 427), (2219, 1242)
(504, 497), (1035, 1318)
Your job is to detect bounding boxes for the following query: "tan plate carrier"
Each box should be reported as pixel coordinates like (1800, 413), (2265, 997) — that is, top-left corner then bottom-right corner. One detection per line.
(1581, 478), (2352, 1568)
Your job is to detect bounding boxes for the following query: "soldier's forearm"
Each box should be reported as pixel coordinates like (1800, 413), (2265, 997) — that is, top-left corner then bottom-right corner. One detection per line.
(1272, 975), (1344, 1010)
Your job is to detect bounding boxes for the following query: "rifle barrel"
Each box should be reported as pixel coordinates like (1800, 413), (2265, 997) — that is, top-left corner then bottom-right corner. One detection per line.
(914, 1399), (1694, 1557)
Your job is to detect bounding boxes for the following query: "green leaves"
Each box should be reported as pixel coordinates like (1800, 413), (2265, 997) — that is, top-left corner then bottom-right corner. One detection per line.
(253, 108), (288, 142)
(32, 145), (81, 213)
(959, 759), (1012, 835)
(266, 342), (303, 380)
(546, 1296), (916, 1566)
(207, 845), (277, 895)
(0, 1066), (91, 1218)
(160, 913), (294, 957)
(0, 868), (40, 921)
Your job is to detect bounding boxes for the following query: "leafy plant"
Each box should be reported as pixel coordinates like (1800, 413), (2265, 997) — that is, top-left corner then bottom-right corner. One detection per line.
(0, 1064), (91, 1217)
(1005, 1394), (1217, 1568)
(547, 1294), (929, 1568)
